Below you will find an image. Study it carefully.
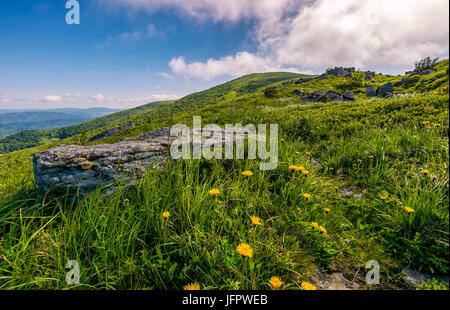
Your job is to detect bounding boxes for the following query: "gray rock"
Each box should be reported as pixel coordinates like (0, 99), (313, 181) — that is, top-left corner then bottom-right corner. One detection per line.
(402, 268), (449, 289)
(365, 86), (377, 97)
(292, 89), (302, 96)
(343, 91), (356, 101)
(364, 71), (375, 80)
(340, 185), (365, 200)
(326, 67), (355, 77)
(295, 77), (314, 84)
(418, 69), (434, 75)
(315, 272), (360, 290)
(377, 82), (394, 97)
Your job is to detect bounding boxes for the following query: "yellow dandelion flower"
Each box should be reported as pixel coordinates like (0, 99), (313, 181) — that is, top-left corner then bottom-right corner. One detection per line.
(162, 211), (170, 218)
(269, 277), (283, 290)
(380, 196), (387, 201)
(281, 139), (285, 142)
(242, 170), (253, 177)
(357, 159), (362, 164)
(333, 186), (339, 192)
(434, 123), (441, 127)
(295, 151), (301, 155)
(289, 165), (297, 171)
(329, 167), (334, 171)
(302, 170), (309, 176)
(404, 206), (415, 214)
(209, 189), (220, 196)
(306, 152), (311, 156)
(236, 243), (253, 258)
(303, 193), (311, 199)
(251, 216), (262, 225)
(301, 281), (316, 290)
(295, 165), (305, 172)
(324, 208), (331, 214)
(422, 121), (430, 125)
(311, 222), (319, 229)
(319, 226), (327, 234)
(184, 283), (200, 290)
(422, 169), (430, 175)
(368, 155), (374, 159)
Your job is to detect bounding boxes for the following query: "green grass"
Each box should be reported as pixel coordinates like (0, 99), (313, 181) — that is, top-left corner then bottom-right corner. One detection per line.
(0, 61), (448, 290)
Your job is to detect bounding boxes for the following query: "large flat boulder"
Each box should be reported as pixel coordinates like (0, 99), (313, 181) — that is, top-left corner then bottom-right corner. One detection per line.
(33, 139), (168, 197)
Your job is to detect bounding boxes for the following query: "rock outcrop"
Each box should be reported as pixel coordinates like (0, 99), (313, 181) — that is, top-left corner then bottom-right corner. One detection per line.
(33, 128), (169, 197)
(377, 82), (394, 97)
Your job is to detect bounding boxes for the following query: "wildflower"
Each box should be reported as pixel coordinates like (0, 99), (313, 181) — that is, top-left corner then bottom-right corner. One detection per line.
(319, 226), (327, 234)
(289, 165), (297, 171)
(269, 277), (283, 290)
(333, 186), (339, 192)
(368, 155), (374, 159)
(209, 189), (220, 196)
(295, 151), (300, 155)
(242, 170), (253, 177)
(184, 283), (200, 290)
(324, 208), (331, 214)
(380, 196), (387, 201)
(301, 281), (317, 290)
(251, 216), (262, 225)
(303, 193), (311, 200)
(302, 170), (309, 176)
(311, 222), (319, 229)
(236, 243), (253, 258)
(422, 169), (430, 175)
(404, 206), (415, 214)
(434, 123), (441, 127)
(357, 159), (362, 164)
(281, 139), (285, 142)
(422, 121), (430, 125)
(162, 211), (170, 218)
(329, 167), (334, 171)
(306, 152), (311, 156)
(294, 165), (305, 172)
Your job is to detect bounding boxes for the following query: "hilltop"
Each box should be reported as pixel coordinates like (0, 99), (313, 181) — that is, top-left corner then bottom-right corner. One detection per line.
(0, 60), (448, 290)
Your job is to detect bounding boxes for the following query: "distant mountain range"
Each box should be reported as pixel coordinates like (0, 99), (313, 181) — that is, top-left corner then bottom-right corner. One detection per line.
(0, 108), (121, 139)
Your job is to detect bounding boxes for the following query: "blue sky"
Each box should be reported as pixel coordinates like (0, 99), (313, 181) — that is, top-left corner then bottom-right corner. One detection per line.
(0, 0), (448, 109)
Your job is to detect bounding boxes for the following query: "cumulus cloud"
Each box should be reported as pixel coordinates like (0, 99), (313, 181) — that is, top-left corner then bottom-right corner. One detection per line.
(104, 0), (449, 78)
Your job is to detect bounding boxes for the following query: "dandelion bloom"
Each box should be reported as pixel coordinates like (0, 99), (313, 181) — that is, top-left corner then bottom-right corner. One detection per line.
(319, 226), (327, 234)
(303, 193), (311, 199)
(184, 283), (200, 290)
(301, 281), (317, 290)
(380, 196), (387, 201)
(242, 170), (253, 177)
(306, 152), (311, 156)
(269, 277), (283, 290)
(295, 151), (300, 155)
(368, 155), (374, 159)
(324, 208), (331, 214)
(333, 186), (339, 192)
(295, 166), (305, 172)
(357, 159), (362, 164)
(404, 206), (415, 214)
(434, 123), (441, 127)
(251, 216), (262, 225)
(422, 169), (430, 175)
(236, 243), (253, 258)
(329, 167), (334, 171)
(281, 139), (285, 142)
(289, 165), (297, 171)
(422, 121), (430, 125)
(302, 170), (309, 176)
(209, 189), (220, 196)
(311, 222), (319, 229)
(162, 211), (170, 218)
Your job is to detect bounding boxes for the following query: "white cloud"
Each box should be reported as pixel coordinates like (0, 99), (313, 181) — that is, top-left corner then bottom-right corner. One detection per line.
(42, 96), (62, 102)
(91, 93), (180, 106)
(105, 0), (449, 78)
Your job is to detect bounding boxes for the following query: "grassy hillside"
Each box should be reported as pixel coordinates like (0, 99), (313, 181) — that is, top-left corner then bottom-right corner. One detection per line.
(0, 72), (304, 154)
(0, 62), (448, 290)
(0, 101), (172, 154)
